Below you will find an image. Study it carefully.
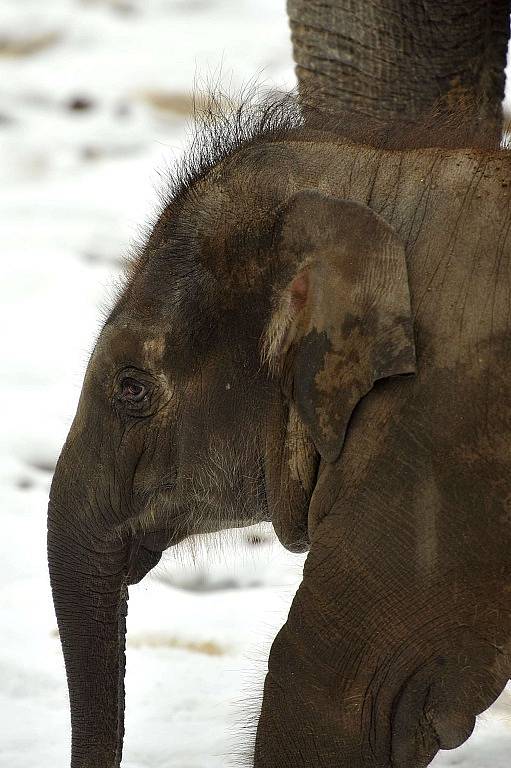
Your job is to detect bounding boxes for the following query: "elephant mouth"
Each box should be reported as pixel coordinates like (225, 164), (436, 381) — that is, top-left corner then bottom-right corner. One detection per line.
(139, 528), (176, 552)
(125, 462), (270, 560)
(126, 540), (163, 584)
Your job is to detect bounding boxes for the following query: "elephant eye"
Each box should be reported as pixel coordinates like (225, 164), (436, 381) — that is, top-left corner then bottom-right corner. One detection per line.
(120, 377), (146, 402)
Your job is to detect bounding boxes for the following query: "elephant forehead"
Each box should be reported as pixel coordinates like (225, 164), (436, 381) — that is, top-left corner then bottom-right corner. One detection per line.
(97, 322), (167, 369)
(174, 194), (279, 293)
(145, 148), (296, 292)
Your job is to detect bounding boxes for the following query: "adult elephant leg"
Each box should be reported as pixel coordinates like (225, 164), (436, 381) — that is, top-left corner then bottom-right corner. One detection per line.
(48, 499), (129, 768)
(287, 0), (510, 146)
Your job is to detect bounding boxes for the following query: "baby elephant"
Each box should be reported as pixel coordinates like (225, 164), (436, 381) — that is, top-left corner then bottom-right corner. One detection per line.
(48, 96), (511, 767)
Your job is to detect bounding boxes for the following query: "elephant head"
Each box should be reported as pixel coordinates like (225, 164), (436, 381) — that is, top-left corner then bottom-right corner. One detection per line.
(47, 145), (416, 766)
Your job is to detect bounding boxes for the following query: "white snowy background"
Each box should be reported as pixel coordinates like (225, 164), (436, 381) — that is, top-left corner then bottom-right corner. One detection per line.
(1, 1), (511, 766)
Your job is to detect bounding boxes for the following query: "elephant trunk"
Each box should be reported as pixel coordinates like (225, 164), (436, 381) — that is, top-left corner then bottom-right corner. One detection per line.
(48, 498), (129, 768)
(287, 0), (510, 147)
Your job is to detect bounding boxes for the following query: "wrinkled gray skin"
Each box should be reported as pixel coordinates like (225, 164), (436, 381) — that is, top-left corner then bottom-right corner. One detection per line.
(48, 117), (511, 768)
(287, 0), (511, 147)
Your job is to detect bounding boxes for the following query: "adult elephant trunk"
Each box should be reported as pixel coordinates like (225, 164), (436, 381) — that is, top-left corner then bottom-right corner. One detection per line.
(48, 494), (129, 768)
(287, 0), (510, 146)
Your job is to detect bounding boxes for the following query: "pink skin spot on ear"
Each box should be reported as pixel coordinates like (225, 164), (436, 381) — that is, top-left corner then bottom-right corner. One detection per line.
(290, 272), (309, 312)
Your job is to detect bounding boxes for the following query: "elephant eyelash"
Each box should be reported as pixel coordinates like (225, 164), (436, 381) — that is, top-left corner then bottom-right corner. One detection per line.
(112, 367), (158, 417)
(113, 391), (151, 415)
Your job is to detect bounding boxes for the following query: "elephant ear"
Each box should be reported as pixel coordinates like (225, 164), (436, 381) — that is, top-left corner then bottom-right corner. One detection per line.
(265, 190), (416, 463)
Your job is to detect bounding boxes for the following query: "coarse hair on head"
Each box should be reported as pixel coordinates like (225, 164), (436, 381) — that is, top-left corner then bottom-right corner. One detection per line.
(114, 82), (510, 320)
(160, 84), (304, 211)
(116, 85), (303, 296)
(149, 81), (510, 233)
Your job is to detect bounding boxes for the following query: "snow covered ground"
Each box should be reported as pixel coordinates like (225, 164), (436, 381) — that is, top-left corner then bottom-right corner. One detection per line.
(1, 1), (511, 766)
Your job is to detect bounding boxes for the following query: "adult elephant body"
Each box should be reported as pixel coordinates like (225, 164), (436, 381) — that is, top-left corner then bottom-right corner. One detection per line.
(48, 111), (511, 767)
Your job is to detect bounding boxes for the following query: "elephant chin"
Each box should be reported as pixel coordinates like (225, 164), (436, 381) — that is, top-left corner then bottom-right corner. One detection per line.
(127, 543), (163, 585)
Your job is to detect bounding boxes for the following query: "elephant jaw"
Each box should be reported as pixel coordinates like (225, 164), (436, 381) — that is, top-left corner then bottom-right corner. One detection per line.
(126, 542), (162, 585)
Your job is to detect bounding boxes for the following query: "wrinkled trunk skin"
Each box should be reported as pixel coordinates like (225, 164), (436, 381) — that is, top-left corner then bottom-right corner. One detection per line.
(287, 0), (510, 146)
(48, 494), (129, 768)
(47, 388), (135, 768)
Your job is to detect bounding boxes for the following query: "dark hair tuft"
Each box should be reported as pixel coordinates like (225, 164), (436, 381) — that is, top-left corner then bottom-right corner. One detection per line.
(160, 86), (304, 209)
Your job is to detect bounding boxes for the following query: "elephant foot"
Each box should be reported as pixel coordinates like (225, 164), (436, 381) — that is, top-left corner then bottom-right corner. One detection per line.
(390, 650), (509, 768)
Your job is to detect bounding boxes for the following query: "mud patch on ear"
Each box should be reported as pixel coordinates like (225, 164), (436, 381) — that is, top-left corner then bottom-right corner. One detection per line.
(262, 191), (416, 463)
(293, 329), (341, 450)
